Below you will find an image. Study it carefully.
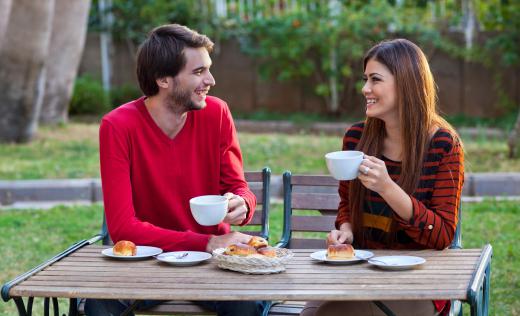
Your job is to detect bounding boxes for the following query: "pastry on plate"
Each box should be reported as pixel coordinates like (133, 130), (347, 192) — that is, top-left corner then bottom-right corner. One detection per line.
(113, 240), (137, 256)
(326, 244), (354, 260)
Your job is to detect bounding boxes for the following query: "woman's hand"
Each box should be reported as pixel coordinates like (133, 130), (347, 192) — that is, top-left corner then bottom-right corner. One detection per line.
(326, 223), (353, 245)
(357, 155), (394, 194)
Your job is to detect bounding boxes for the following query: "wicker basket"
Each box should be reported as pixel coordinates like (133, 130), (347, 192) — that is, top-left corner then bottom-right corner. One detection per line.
(212, 248), (294, 274)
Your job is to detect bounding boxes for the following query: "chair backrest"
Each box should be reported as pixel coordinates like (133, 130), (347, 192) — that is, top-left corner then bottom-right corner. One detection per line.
(100, 167), (271, 245)
(450, 204), (462, 249)
(278, 171), (463, 250)
(277, 171), (339, 249)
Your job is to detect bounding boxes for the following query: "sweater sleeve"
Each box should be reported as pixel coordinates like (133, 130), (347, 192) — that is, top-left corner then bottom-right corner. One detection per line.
(99, 119), (211, 252)
(393, 137), (464, 250)
(218, 103), (257, 225)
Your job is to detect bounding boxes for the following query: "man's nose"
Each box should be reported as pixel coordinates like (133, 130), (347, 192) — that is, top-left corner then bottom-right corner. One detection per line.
(205, 71), (215, 86)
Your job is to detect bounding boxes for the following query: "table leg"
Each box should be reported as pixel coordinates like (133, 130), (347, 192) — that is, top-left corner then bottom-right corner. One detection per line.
(52, 297), (59, 316)
(44, 297), (49, 316)
(68, 298), (79, 316)
(373, 301), (397, 316)
(27, 297), (34, 316)
(13, 297), (28, 316)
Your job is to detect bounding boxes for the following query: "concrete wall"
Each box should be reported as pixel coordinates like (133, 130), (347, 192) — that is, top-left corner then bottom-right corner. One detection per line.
(2, 173), (520, 208)
(79, 33), (519, 118)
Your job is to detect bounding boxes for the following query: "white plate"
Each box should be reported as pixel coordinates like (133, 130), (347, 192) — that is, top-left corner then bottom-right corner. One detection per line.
(310, 249), (374, 264)
(101, 246), (163, 260)
(368, 256), (426, 270)
(156, 251), (212, 266)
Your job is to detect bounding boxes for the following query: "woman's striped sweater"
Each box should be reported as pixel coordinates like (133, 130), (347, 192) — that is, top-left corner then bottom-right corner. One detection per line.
(335, 122), (465, 251)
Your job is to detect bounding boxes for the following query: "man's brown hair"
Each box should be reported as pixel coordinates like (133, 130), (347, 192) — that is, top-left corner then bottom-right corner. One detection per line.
(136, 24), (214, 96)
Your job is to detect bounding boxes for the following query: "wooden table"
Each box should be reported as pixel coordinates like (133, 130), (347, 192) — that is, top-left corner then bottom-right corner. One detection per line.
(2, 243), (492, 316)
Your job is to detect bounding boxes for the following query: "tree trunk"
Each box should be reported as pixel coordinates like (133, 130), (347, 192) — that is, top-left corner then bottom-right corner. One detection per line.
(508, 107), (520, 158)
(0, 0), (13, 46)
(40, 0), (92, 125)
(0, 0), (55, 142)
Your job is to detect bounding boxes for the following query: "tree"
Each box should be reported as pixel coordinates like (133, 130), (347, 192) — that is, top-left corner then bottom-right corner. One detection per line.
(39, 0), (92, 125)
(0, 0), (12, 46)
(0, 0), (55, 143)
(472, 1), (520, 158)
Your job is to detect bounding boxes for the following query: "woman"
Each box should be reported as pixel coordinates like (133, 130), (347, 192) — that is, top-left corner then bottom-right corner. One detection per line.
(302, 39), (464, 316)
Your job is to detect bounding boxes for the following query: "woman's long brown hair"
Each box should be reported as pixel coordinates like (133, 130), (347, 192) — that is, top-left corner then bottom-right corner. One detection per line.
(349, 39), (460, 247)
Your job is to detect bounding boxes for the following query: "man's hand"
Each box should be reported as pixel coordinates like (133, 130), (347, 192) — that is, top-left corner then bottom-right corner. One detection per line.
(222, 192), (248, 225)
(206, 231), (253, 252)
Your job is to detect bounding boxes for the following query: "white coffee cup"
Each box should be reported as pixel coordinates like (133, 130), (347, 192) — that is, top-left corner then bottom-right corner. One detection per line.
(325, 150), (364, 180)
(190, 195), (229, 226)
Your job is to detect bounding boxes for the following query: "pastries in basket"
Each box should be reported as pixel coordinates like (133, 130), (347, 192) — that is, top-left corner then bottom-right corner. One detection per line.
(326, 244), (354, 260)
(247, 236), (268, 249)
(113, 240), (137, 256)
(224, 237), (276, 258)
(224, 243), (258, 256)
(257, 247), (277, 258)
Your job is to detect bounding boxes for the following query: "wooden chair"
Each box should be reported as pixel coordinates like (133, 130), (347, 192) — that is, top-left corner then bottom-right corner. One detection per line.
(269, 171), (463, 316)
(92, 167), (272, 315)
(269, 172), (339, 315)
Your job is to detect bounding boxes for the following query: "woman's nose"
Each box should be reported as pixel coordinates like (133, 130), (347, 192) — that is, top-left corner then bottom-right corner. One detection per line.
(361, 82), (371, 95)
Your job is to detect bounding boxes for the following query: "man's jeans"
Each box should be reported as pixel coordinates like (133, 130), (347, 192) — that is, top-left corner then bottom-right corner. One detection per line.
(84, 298), (269, 316)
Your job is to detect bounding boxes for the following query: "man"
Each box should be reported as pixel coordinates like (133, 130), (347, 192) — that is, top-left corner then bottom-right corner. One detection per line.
(85, 24), (266, 316)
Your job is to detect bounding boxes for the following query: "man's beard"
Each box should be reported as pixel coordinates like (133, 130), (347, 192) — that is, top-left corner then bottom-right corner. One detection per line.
(167, 82), (205, 113)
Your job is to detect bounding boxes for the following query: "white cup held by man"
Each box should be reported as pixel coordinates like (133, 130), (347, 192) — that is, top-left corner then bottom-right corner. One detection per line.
(190, 195), (229, 226)
(325, 150), (364, 180)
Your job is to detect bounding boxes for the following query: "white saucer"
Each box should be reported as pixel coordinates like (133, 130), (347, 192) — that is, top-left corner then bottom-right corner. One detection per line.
(101, 246), (163, 260)
(310, 249), (374, 264)
(156, 251), (212, 266)
(368, 255), (426, 270)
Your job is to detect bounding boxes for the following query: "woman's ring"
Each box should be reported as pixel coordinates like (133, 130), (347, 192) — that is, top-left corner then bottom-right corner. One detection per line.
(362, 166), (370, 175)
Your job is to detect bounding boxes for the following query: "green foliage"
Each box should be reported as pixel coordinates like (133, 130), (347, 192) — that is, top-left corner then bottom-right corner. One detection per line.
(69, 75), (111, 115)
(110, 83), (142, 107)
(90, 0), (220, 43)
(473, 0), (520, 67)
(234, 1), (462, 113)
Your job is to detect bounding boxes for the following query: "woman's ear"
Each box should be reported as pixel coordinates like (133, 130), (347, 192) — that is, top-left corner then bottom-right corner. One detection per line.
(156, 77), (169, 89)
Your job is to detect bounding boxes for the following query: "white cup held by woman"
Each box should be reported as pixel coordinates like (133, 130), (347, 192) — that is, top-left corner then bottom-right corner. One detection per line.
(325, 151), (364, 180)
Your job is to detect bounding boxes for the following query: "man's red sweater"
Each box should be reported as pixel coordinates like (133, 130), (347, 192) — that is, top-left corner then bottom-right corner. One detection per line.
(99, 96), (256, 252)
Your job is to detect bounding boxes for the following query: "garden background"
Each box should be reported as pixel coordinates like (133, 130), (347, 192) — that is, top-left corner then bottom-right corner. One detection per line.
(0, 0), (519, 315)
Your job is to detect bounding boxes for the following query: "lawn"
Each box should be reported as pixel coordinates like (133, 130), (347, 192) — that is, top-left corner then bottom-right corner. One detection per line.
(0, 123), (519, 179)
(1, 200), (519, 315)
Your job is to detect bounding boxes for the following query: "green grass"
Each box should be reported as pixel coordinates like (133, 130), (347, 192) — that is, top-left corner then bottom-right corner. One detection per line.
(0, 123), (519, 179)
(1, 201), (519, 315)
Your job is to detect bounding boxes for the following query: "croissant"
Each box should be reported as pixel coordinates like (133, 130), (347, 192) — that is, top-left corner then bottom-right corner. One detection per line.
(247, 236), (268, 249)
(224, 243), (258, 256)
(326, 244), (354, 260)
(113, 240), (137, 256)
